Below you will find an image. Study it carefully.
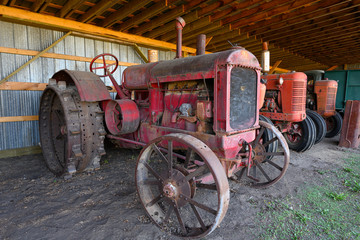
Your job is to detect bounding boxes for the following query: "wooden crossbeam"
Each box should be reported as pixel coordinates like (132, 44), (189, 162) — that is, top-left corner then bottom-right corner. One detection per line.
(0, 6), (198, 53)
(0, 82), (47, 91)
(327, 66), (338, 71)
(0, 81), (118, 92)
(0, 46), (139, 67)
(269, 60), (283, 74)
(0, 31), (72, 85)
(133, 44), (149, 63)
(0, 115), (39, 123)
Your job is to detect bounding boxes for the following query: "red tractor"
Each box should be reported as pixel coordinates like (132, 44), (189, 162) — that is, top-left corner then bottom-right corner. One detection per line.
(38, 18), (290, 238)
(305, 70), (342, 138)
(260, 72), (326, 152)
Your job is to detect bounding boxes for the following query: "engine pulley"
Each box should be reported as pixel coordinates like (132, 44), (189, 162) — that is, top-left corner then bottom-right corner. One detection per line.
(104, 99), (140, 135)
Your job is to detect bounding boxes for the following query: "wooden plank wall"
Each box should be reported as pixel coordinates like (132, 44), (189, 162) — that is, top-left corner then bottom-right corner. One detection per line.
(0, 20), (176, 151)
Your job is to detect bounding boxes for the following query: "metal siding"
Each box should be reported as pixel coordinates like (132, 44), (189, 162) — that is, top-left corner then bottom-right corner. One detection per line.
(0, 20), (176, 151)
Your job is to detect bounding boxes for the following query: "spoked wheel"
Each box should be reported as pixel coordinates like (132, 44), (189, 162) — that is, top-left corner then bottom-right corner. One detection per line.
(39, 80), (106, 176)
(235, 120), (290, 188)
(259, 115), (278, 160)
(325, 111), (343, 138)
(283, 116), (315, 152)
(135, 133), (229, 238)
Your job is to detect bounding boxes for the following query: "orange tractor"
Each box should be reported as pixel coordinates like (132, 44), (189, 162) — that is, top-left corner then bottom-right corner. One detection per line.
(305, 70), (342, 138)
(260, 72), (327, 152)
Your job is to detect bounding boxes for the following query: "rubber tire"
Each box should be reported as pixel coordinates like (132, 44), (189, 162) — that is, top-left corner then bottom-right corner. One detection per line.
(302, 116), (316, 152)
(325, 111), (343, 138)
(284, 116), (315, 152)
(306, 110), (326, 144)
(259, 115), (278, 159)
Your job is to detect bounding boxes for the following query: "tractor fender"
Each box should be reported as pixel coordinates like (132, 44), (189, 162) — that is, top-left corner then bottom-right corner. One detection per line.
(51, 69), (111, 102)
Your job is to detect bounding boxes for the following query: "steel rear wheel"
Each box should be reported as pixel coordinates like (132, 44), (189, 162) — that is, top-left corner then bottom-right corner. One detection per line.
(39, 81), (106, 176)
(135, 133), (229, 239)
(236, 120), (290, 188)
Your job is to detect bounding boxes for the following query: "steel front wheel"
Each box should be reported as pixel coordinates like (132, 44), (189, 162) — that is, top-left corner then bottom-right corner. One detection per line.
(236, 120), (290, 188)
(135, 133), (229, 238)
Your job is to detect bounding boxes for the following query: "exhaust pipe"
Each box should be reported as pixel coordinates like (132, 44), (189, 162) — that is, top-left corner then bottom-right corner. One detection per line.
(196, 34), (206, 55)
(175, 17), (185, 58)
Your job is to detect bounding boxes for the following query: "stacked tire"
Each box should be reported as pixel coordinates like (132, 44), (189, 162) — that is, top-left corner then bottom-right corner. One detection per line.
(283, 116), (316, 152)
(324, 111), (343, 138)
(306, 110), (327, 144)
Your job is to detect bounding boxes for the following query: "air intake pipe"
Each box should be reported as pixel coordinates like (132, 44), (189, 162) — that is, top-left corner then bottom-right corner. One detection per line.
(175, 17), (185, 58)
(196, 34), (206, 55)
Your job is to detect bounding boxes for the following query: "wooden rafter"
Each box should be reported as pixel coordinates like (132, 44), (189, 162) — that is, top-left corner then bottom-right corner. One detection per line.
(79, 0), (120, 23)
(101, 0), (153, 28)
(57, 0), (86, 18)
(117, 1), (169, 32)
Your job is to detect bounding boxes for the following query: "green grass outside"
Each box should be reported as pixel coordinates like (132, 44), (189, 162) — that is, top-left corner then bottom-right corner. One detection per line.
(256, 153), (360, 240)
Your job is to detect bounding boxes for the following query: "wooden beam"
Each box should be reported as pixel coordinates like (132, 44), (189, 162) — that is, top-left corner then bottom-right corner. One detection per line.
(327, 66), (338, 71)
(0, 82), (47, 91)
(205, 37), (213, 47)
(101, 0), (153, 28)
(133, 44), (149, 63)
(0, 81), (117, 92)
(0, 6), (198, 53)
(0, 46), (138, 67)
(269, 60), (283, 74)
(0, 146), (42, 159)
(79, 0), (119, 23)
(0, 31), (72, 85)
(0, 116), (39, 123)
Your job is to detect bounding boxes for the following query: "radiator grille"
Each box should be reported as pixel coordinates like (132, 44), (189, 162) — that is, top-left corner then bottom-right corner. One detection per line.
(292, 81), (306, 112)
(326, 87), (337, 111)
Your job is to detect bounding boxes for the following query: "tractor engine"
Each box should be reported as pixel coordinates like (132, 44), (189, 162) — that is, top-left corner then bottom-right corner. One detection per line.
(261, 72), (307, 123)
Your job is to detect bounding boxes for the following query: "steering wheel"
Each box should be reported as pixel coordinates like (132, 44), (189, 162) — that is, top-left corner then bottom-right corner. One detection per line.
(90, 53), (119, 77)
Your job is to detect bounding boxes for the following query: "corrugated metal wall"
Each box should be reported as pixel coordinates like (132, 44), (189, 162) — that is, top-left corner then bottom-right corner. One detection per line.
(0, 20), (176, 151)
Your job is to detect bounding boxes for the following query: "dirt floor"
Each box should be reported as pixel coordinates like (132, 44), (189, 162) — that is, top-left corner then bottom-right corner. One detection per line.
(0, 136), (358, 240)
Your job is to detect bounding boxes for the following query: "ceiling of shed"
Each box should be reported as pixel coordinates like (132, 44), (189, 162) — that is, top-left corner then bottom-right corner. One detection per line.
(1, 0), (359, 71)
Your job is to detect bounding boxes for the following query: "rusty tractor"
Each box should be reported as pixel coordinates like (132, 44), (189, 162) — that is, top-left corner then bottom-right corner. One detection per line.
(38, 17), (290, 238)
(305, 70), (342, 138)
(260, 72), (326, 152)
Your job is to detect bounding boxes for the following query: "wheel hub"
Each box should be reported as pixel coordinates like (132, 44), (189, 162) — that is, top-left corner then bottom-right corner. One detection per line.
(163, 182), (178, 198)
(252, 143), (266, 163)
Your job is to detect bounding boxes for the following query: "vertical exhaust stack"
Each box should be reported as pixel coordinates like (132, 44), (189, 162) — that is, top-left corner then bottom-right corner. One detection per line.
(261, 42), (270, 73)
(175, 17), (185, 58)
(196, 34), (206, 55)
